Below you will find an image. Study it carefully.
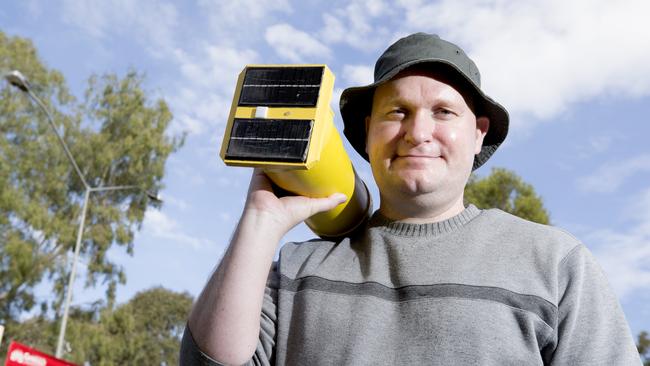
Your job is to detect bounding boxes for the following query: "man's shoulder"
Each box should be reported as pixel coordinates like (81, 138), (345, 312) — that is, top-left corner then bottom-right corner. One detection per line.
(474, 207), (583, 255)
(280, 237), (339, 255)
(477, 207), (577, 237)
(277, 236), (348, 274)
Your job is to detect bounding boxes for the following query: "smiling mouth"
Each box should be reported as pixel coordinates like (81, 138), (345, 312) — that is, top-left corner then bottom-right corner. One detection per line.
(394, 155), (440, 160)
(392, 155), (442, 166)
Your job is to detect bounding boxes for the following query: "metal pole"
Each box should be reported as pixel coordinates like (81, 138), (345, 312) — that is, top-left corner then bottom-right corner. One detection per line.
(25, 89), (89, 189)
(91, 185), (137, 193)
(55, 188), (90, 358)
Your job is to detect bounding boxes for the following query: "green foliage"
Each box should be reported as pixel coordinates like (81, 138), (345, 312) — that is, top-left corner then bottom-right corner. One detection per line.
(1, 287), (193, 365)
(464, 167), (550, 225)
(0, 29), (184, 323)
(1, 30), (77, 321)
(639, 331), (650, 365)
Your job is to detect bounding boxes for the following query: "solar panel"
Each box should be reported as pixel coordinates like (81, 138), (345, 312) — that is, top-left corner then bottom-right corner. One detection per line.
(238, 67), (324, 107)
(225, 118), (313, 162)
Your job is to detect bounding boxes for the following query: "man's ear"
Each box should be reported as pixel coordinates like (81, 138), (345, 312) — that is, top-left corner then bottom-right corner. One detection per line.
(364, 116), (371, 154)
(474, 117), (490, 154)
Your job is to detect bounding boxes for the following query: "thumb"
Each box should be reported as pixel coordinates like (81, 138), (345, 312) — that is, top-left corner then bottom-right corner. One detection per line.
(307, 193), (348, 216)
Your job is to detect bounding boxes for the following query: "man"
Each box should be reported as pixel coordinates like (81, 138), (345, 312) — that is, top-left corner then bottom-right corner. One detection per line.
(181, 33), (641, 365)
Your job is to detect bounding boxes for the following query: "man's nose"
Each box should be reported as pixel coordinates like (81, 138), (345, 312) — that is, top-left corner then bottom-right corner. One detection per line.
(404, 110), (435, 145)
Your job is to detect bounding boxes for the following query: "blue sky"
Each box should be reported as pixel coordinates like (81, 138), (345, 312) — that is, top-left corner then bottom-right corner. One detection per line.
(2, 0), (649, 338)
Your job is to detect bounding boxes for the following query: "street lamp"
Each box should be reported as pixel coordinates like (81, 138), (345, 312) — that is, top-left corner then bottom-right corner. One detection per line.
(4, 70), (161, 358)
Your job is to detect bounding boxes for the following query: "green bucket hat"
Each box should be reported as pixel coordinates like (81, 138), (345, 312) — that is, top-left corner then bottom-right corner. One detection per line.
(339, 32), (509, 170)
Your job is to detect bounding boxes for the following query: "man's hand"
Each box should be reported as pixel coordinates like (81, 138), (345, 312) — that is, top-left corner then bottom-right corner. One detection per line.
(243, 168), (347, 238)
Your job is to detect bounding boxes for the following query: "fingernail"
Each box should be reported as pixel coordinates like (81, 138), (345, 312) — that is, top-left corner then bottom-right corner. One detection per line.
(333, 193), (347, 202)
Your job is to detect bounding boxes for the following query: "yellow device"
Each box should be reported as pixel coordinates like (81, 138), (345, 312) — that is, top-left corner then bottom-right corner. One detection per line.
(220, 65), (371, 238)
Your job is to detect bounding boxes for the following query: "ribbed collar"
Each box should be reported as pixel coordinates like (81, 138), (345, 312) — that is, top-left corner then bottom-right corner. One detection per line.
(368, 204), (482, 237)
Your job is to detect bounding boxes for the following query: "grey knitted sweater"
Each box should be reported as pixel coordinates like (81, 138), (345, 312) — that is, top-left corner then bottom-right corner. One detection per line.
(181, 205), (642, 365)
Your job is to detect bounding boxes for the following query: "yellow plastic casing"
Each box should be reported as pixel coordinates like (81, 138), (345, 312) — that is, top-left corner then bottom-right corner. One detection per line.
(220, 65), (370, 238)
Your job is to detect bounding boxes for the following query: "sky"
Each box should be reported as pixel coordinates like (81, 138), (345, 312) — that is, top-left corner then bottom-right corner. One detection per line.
(2, 0), (649, 339)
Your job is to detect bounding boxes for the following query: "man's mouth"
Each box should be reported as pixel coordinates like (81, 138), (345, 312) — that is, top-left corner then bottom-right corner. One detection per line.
(394, 154), (441, 160)
(392, 154), (443, 166)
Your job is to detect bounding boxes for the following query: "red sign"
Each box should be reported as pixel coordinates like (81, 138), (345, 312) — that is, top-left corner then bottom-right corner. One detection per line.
(5, 341), (78, 366)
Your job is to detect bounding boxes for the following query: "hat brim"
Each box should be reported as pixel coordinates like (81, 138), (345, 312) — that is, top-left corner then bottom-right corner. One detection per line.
(340, 59), (509, 170)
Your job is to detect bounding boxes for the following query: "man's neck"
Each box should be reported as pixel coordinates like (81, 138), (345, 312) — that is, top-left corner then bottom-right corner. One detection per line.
(378, 194), (466, 224)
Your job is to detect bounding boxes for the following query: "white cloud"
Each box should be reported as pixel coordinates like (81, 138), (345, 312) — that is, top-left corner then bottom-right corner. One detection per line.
(591, 230), (650, 300)
(61, 0), (178, 54)
(319, 0), (392, 51)
(199, 0), (291, 22)
(587, 188), (650, 299)
(175, 46), (258, 89)
(265, 23), (331, 62)
(396, 0), (650, 128)
(342, 65), (374, 86)
(576, 154), (650, 193)
(330, 65), (373, 113)
(169, 45), (258, 134)
(142, 209), (213, 250)
(198, 0), (292, 43)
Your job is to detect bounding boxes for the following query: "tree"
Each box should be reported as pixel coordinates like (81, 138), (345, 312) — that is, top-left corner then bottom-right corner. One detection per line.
(2, 287), (193, 365)
(464, 167), (550, 224)
(638, 331), (650, 365)
(0, 30), (183, 328)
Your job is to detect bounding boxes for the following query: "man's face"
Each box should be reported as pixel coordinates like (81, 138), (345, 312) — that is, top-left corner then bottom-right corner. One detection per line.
(365, 69), (489, 212)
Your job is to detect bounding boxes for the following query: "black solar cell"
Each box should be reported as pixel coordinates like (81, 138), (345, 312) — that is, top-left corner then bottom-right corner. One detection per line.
(238, 67), (324, 107)
(225, 118), (313, 162)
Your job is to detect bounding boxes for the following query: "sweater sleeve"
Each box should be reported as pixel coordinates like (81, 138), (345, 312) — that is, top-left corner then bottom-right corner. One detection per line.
(180, 266), (279, 366)
(546, 244), (642, 365)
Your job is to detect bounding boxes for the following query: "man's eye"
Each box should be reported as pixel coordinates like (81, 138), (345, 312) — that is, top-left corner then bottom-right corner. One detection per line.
(435, 109), (456, 118)
(387, 109), (406, 117)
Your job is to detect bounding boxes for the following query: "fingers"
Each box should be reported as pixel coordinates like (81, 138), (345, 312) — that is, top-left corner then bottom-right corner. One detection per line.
(243, 169), (348, 232)
(309, 193), (347, 216)
(284, 193), (347, 221)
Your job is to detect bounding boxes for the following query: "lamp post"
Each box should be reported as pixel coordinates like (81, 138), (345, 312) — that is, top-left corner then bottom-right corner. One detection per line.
(4, 70), (161, 358)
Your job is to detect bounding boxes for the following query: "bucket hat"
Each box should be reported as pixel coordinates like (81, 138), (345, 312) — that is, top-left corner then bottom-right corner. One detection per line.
(339, 32), (509, 170)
